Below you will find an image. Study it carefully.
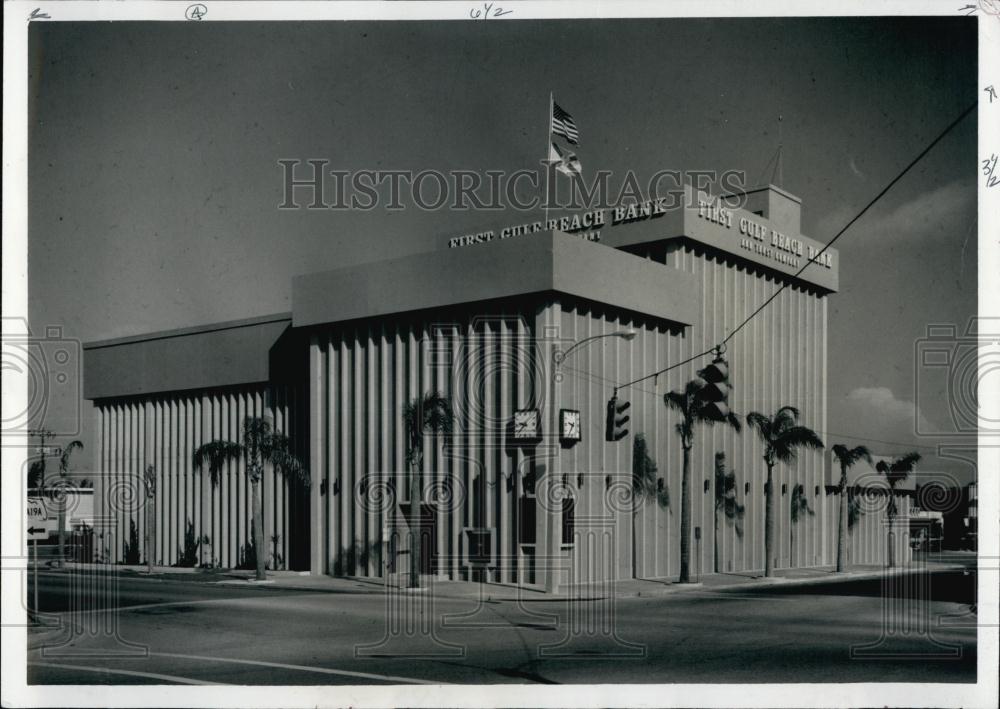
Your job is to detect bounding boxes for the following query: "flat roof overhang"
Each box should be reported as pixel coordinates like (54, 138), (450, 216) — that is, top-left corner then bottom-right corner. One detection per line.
(292, 230), (700, 329)
(83, 314), (293, 400)
(83, 233), (699, 401)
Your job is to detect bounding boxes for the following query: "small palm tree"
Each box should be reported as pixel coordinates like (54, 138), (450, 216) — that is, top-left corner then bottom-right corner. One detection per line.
(746, 406), (823, 577)
(789, 483), (814, 566)
(193, 416), (308, 580)
(831, 444), (873, 572)
(631, 434), (669, 578)
(27, 459), (46, 491)
(876, 452), (920, 568)
(664, 380), (741, 583)
(55, 441), (84, 566)
(26, 428), (54, 492)
(142, 465), (157, 573)
(402, 392), (453, 588)
(713, 452), (745, 574)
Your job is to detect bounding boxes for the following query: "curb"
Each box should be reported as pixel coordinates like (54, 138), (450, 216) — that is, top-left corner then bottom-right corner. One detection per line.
(27, 624), (66, 651)
(38, 562), (966, 603)
(616, 564), (967, 600)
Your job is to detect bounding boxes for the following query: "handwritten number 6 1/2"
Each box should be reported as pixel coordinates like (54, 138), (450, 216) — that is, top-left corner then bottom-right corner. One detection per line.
(470, 2), (513, 19)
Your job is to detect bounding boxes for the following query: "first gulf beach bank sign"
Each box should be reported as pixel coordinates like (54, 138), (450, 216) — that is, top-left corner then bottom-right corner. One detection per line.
(694, 197), (833, 271)
(447, 198), (669, 249)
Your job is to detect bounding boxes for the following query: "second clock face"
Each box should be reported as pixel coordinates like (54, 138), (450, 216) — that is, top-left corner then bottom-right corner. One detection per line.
(560, 409), (581, 441)
(513, 409), (540, 439)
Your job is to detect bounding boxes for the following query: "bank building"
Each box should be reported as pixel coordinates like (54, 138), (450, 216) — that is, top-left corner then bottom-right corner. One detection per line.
(83, 182), (910, 590)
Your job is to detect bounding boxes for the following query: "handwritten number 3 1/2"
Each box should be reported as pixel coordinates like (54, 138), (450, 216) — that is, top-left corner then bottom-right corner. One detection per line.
(470, 3), (513, 19)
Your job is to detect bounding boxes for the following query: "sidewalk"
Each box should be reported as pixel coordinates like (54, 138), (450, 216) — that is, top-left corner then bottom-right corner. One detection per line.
(47, 559), (968, 602)
(367, 562), (965, 602)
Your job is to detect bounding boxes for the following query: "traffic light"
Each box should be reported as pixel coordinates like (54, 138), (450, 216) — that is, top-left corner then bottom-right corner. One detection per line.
(696, 354), (733, 420)
(605, 396), (631, 442)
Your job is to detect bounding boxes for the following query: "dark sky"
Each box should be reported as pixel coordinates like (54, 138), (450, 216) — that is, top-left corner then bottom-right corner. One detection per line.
(28, 17), (978, 483)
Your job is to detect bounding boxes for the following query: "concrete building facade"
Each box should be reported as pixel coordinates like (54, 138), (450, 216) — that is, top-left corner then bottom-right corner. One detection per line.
(83, 183), (910, 586)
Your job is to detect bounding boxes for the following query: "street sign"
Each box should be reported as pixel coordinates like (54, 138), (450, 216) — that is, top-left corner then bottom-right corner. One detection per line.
(27, 497), (48, 540)
(26, 498), (48, 622)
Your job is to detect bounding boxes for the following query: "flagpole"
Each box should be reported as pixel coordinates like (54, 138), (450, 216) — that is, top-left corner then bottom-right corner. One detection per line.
(777, 113), (783, 188)
(545, 91), (553, 227)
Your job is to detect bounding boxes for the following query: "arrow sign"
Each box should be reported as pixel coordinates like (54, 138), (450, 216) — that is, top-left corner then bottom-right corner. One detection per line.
(26, 525), (48, 541)
(27, 498), (48, 540)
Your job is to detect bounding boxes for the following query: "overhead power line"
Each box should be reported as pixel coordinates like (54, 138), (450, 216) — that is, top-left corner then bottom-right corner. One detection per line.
(615, 100), (978, 394)
(562, 365), (948, 453)
(809, 430), (940, 453)
(721, 100), (977, 347)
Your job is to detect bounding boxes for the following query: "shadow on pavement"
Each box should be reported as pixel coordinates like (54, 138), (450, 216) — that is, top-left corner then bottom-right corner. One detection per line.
(736, 570), (976, 604)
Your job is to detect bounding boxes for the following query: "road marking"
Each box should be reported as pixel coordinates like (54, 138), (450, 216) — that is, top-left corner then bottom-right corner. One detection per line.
(151, 651), (444, 685)
(29, 660), (223, 685)
(619, 590), (790, 603)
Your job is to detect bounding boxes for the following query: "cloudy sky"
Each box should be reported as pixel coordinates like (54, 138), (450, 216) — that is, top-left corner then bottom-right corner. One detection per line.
(26, 17), (978, 483)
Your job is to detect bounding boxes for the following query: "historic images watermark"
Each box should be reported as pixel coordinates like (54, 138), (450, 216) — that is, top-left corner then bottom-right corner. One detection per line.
(840, 320), (993, 658)
(352, 470), (646, 661)
(2, 317), (82, 442)
(21, 466), (149, 659)
(914, 317), (1000, 438)
(277, 160), (748, 213)
(847, 470), (970, 660)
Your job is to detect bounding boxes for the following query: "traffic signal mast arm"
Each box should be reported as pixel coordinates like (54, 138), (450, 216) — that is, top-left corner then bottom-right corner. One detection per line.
(607, 348), (734, 443)
(614, 345), (721, 395)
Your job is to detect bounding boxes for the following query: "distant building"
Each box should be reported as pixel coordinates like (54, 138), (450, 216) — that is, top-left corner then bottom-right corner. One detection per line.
(908, 509), (944, 552)
(912, 480), (977, 550)
(964, 481), (977, 549)
(27, 485), (95, 539)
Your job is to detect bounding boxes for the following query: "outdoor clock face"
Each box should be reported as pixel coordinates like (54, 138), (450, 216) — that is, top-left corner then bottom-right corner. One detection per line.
(560, 409), (582, 441)
(513, 409), (540, 439)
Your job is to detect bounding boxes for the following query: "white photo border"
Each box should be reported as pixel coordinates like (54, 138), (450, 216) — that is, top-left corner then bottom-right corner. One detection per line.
(2, 2), (997, 707)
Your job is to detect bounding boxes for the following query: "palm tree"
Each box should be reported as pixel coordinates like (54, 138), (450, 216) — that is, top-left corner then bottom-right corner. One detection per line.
(664, 380), (741, 583)
(142, 465), (157, 573)
(53, 440), (83, 568)
(193, 416), (308, 581)
(26, 428), (54, 492)
(746, 406), (823, 577)
(402, 392), (453, 589)
(876, 452), (920, 568)
(713, 452), (745, 574)
(27, 459), (46, 491)
(631, 434), (669, 578)
(789, 483), (814, 566)
(831, 444), (873, 572)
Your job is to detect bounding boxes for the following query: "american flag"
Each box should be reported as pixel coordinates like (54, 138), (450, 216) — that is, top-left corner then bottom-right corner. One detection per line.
(551, 101), (579, 145)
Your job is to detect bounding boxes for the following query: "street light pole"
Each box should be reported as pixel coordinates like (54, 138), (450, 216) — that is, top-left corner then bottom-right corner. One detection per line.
(543, 327), (637, 594)
(554, 330), (637, 365)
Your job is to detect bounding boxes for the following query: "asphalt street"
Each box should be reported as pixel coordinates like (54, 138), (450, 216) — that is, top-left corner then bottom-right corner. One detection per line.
(25, 567), (977, 685)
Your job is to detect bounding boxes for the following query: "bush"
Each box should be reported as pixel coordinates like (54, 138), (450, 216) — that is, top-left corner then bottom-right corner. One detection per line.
(237, 537), (257, 571)
(173, 519), (209, 568)
(123, 519), (140, 565)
